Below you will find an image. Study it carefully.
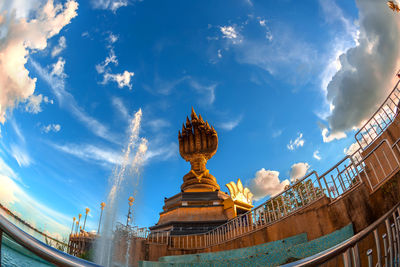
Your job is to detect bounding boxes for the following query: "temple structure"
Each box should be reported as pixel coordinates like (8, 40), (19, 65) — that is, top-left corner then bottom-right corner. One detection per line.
(150, 108), (253, 235)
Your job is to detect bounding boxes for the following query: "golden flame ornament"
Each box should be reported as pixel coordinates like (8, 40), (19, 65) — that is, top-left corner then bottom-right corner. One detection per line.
(226, 179), (254, 205)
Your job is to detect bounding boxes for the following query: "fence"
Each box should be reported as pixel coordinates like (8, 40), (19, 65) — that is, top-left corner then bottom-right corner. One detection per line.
(355, 77), (400, 150)
(281, 202), (400, 267)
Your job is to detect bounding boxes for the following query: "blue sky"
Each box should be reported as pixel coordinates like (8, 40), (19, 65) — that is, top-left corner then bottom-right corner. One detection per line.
(0, 0), (399, 239)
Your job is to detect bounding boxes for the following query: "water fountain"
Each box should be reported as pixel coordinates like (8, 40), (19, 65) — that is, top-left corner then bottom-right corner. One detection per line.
(94, 109), (148, 267)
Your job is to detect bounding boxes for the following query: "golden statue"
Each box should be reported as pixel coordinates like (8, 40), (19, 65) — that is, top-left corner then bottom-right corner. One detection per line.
(226, 179), (254, 205)
(178, 108), (220, 192)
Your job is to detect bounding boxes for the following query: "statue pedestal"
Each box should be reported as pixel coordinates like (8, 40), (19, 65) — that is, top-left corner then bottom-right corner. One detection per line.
(150, 191), (230, 235)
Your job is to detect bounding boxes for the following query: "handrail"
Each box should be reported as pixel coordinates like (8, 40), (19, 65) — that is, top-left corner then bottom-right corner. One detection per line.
(281, 201), (400, 266)
(0, 203), (68, 247)
(0, 213), (101, 267)
(355, 76), (400, 150)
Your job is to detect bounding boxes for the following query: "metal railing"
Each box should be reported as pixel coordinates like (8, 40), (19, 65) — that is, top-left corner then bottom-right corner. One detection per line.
(166, 171), (325, 249)
(355, 77), (400, 150)
(281, 201), (400, 267)
(0, 213), (100, 267)
(317, 148), (364, 200)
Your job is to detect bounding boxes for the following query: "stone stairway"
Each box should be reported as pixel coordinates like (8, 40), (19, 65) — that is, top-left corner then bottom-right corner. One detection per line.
(139, 224), (353, 267)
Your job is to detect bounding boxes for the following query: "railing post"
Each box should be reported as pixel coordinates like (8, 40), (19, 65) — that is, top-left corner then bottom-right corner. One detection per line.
(373, 229), (382, 267)
(367, 249), (373, 267)
(342, 248), (352, 267)
(391, 224), (397, 267)
(352, 243), (361, 267)
(383, 233), (388, 267)
(321, 175), (333, 199)
(385, 219), (394, 267)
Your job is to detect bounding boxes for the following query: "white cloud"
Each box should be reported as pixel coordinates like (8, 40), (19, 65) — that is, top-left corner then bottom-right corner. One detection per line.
(321, 127), (347, 143)
(257, 18), (273, 41)
(146, 119), (171, 132)
(51, 143), (121, 167)
(289, 162), (310, 182)
(344, 141), (360, 156)
(0, 157), (19, 181)
(41, 124), (61, 133)
(102, 70), (135, 89)
(272, 129), (283, 138)
(50, 57), (67, 78)
(10, 118), (25, 143)
(31, 60), (119, 144)
(0, 0), (78, 125)
(108, 32), (118, 43)
(51, 36), (66, 57)
(91, 0), (128, 12)
(144, 142), (178, 163)
(220, 26), (239, 39)
(112, 97), (130, 120)
(217, 49), (222, 58)
(248, 168), (290, 201)
(215, 18), (317, 83)
(287, 133), (305, 151)
(24, 93), (53, 114)
(217, 115), (243, 131)
(96, 35), (134, 89)
(313, 150), (321, 161)
(189, 79), (217, 105)
(96, 48), (118, 74)
(25, 95), (42, 114)
(10, 143), (32, 167)
(322, 0), (400, 137)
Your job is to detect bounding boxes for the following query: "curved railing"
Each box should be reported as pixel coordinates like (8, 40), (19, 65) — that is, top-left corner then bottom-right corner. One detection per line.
(355, 72), (400, 150)
(0, 203), (68, 250)
(0, 213), (100, 267)
(281, 201), (400, 267)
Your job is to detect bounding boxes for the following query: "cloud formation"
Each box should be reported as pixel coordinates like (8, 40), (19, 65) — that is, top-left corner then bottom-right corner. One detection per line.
(287, 133), (305, 151)
(42, 124), (61, 133)
(96, 32), (134, 89)
(220, 26), (239, 40)
(31, 59), (119, 144)
(0, 0), (78, 125)
(322, 0), (400, 139)
(313, 150), (321, 161)
(289, 162), (310, 182)
(217, 115), (243, 131)
(91, 0), (128, 12)
(248, 168), (289, 201)
(25, 94), (53, 114)
(51, 36), (67, 57)
(10, 143), (32, 167)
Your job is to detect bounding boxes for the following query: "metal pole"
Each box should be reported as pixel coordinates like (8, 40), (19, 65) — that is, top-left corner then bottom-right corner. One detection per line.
(83, 214), (88, 231)
(98, 209), (103, 234)
(70, 218), (75, 235)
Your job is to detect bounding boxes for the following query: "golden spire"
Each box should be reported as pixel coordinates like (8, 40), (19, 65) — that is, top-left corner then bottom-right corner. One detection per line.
(191, 107), (198, 121)
(178, 108), (220, 192)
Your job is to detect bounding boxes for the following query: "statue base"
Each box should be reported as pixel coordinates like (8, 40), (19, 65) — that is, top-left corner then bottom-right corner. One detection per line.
(150, 191), (230, 235)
